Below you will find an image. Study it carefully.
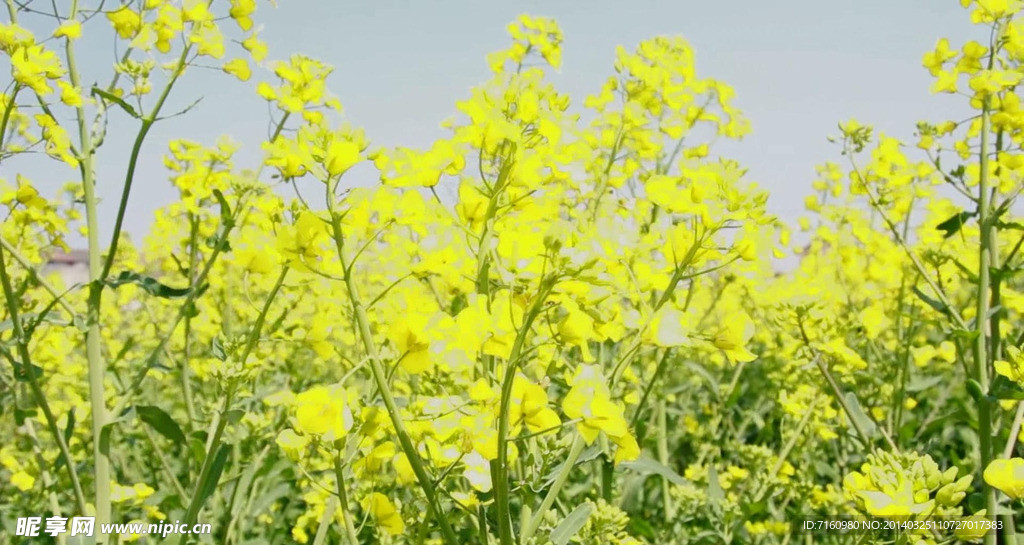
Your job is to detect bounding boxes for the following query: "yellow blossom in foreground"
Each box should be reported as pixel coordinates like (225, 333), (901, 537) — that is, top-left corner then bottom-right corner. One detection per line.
(293, 384), (352, 441)
(995, 346), (1024, 387)
(361, 493), (405, 535)
(983, 458), (1024, 499)
(562, 365), (640, 463)
(712, 311), (757, 363)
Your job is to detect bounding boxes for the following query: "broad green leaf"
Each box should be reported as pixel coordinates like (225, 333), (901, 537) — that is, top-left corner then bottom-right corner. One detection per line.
(197, 444), (231, 506)
(989, 375), (1024, 400)
(212, 189), (232, 226)
(843, 391), (877, 440)
(91, 87), (140, 118)
(550, 502), (593, 545)
(906, 374), (943, 393)
(211, 337), (227, 361)
(935, 210), (974, 238)
(63, 407), (76, 444)
(137, 405), (187, 444)
(224, 409), (245, 424)
(104, 271), (193, 298)
(911, 286), (949, 316)
(13, 362), (43, 382)
(619, 455), (688, 485)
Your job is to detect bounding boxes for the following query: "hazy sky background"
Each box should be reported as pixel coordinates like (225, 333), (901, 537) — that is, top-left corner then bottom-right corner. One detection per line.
(10, 1), (988, 245)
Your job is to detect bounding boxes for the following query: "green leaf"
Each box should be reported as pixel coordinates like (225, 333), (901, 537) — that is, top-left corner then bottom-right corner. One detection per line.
(52, 408), (77, 473)
(137, 405), (186, 444)
(707, 465), (724, 503)
(104, 271), (193, 298)
(911, 286), (949, 316)
(99, 407), (136, 456)
(550, 502), (594, 545)
(90, 87), (140, 118)
(224, 409), (245, 424)
(205, 235), (232, 253)
(249, 483), (292, 516)
(63, 408), (76, 445)
(906, 375), (943, 393)
(627, 518), (656, 540)
(935, 210), (974, 238)
(14, 407), (37, 426)
(989, 375), (1024, 400)
(13, 362), (43, 382)
(540, 445), (602, 490)
(197, 444), (231, 507)
(211, 337), (227, 361)
(619, 455), (688, 485)
(212, 189), (232, 225)
(843, 391), (877, 440)
(967, 492), (985, 514)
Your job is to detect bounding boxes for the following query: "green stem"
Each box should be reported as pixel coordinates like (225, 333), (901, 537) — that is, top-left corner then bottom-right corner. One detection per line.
(333, 451), (363, 545)
(630, 348), (671, 440)
(326, 192), (459, 545)
(110, 200), (242, 417)
(519, 436), (585, 544)
(99, 44), (194, 284)
(237, 266), (289, 364)
(815, 350), (895, 451)
(0, 235), (77, 317)
(523, 258), (691, 541)
(0, 245), (88, 514)
(178, 391), (233, 545)
(177, 266), (287, 544)
(311, 496), (339, 545)
(181, 214), (199, 426)
(140, 425), (189, 500)
(975, 97), (997, 545)
(61, 0), (111, 528)
(494, 278), (556, 545)
(0, 84), (19, 155)
(656, 401), (674, 520)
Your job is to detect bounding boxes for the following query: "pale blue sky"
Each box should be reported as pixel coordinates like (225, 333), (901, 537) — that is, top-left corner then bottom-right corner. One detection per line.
(9, 1), (986, 243)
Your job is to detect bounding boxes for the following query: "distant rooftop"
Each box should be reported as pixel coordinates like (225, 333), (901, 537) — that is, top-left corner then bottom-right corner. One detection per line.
(45, 249), (89, 265)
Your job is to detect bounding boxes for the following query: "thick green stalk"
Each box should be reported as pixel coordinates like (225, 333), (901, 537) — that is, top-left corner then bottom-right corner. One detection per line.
(656, 401), (674, 520)
(333, 452), (363, 545)
(494, 278), (556, 545)
(975, 100), (997, 545)
(62, 4), (111, 531)
(181, 215), (200, 425)
(326, 199), (459, 545)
